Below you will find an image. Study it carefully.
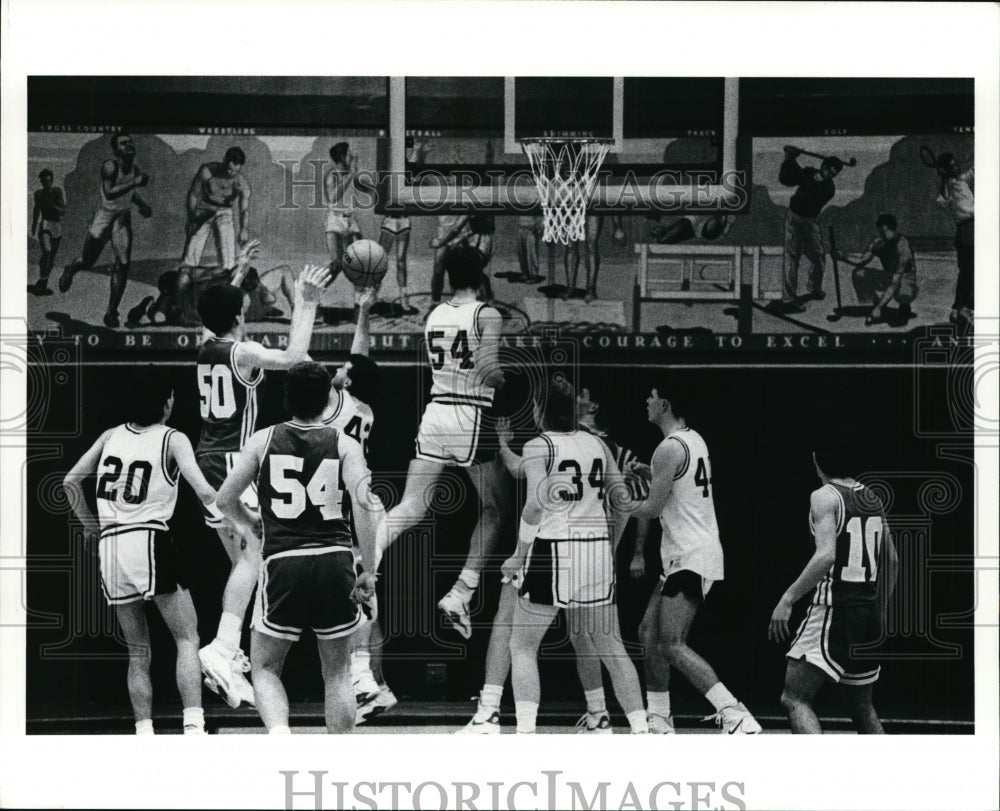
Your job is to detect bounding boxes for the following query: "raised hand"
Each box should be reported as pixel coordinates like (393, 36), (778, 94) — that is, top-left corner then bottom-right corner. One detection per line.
(297, 263), (333, 303)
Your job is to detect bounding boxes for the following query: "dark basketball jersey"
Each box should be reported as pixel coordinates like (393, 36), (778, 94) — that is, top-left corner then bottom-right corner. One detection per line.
(810, 482), (887, 607)
(257, 422), (353, 558)
(196, 337), (262, 456)
(579, 424), (649, 501)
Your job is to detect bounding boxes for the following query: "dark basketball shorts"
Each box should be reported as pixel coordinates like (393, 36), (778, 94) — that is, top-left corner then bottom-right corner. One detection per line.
(659, 569), (715, 603)
(251, 547), (365, 642)
(196, 451), (258, 529)
(787, 601), (882, 685)
(98, 526), (184, 605)
(519, 536), (615, 609)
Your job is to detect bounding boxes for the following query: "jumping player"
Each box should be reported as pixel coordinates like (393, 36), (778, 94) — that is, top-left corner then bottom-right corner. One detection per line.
(216, 362), (382, 734)
(501, 378), (649, 735)
(183, 146), (251, 271)
(63, 370), (217, 735)
(769, 441), (898, 734)
(59, 133), (152, 327)
(629, 387), (762, 734)
(28, 169), (67, 296)
(384, 244), (509, 639)
(195, 265), (331, 708)
(324, 142), (362, 284)
(315, 289), (397, 723)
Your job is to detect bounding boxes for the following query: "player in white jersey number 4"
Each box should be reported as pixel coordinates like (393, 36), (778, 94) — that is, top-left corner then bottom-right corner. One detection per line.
(629, 388), (762, 734)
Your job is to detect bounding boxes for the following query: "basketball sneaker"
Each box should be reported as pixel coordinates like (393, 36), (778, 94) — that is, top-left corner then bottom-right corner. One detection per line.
(437, 588), (473, 639)
(228, 649), (256, 708)
(183, 724), (208, 735)
(199, 641), (240, 709)
(353, 670), (380, 706)
(574, 712), (613, 734)
(704, 703), (762, 735)
(456, 702), (501, 734)
(648, 713), (676, 734)
(356, 684), (398, 726)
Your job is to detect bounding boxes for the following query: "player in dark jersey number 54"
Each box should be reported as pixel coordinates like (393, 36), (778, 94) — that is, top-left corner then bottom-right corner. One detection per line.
(769, 441), (899, 734)
(217, 363), (382, 734)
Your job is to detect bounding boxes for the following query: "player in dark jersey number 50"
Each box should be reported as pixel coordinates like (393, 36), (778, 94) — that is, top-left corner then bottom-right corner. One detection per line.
(216, 363), (383, 734)
(769, 441), (899, 734)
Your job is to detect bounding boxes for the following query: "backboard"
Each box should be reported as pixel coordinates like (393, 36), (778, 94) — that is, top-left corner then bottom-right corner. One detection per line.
(385, 76), (741, 214)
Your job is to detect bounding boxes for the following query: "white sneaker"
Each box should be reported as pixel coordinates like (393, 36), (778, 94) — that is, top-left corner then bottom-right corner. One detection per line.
(356, 684), (399, 726)
(574, 712), (613, 734)
(353, 670), (380, 705)
(704, 702), (762, 734)
(437, 588), (472, 639)
(200, 641), (240, 709)
(183, 724), (207, 735)
(456, 703), (501, 734)
(648, 713), (676, 734)
(229, 649), (256, 707)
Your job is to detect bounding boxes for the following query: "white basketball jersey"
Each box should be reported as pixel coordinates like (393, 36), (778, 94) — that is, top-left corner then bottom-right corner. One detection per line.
(532, 431), (611, 541)
(424, 300), (495, 408)
(655, 427), (724, 580)
(96, 424), (179, 533)
(322, 389), (374, 457)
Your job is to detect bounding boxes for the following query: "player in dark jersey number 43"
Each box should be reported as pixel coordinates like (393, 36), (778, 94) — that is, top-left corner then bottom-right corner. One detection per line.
(769, 445), (899, 734)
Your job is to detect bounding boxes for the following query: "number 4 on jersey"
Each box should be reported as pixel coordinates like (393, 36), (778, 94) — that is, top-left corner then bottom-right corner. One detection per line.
(694, 457), (712, 498)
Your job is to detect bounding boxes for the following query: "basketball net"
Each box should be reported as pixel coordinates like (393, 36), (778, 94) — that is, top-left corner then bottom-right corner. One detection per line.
(521, 138), (613, 245)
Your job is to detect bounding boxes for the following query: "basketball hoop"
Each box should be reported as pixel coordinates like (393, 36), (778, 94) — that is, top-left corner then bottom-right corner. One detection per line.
(520, 138), (613, 245)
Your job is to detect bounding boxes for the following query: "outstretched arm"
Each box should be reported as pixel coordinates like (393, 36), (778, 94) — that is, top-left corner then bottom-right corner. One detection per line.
(235, 264), (330, 372)
(500, 439), (548, 581)
(350, 287), (376, 356)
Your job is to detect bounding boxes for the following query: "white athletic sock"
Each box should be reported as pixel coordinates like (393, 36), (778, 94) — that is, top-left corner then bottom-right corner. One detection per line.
(269, 725), (292, 735)
(457, 569), (480, 592)
(135, 719), (154, 736)
(182, 707), (205, 731)
(215, 612), (242, 656)
(479, 683), (504, 712)
(351, 651), (373, 676)
(705, 683), (738, 712)
(584, 688), (607, 715)
(647, 690), (672, 718)
(515, 701), (538, 734)
(626, 710), (649, 733)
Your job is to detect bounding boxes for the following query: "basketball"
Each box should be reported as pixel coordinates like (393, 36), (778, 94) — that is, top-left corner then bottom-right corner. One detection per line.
(342, 239), (389, 288)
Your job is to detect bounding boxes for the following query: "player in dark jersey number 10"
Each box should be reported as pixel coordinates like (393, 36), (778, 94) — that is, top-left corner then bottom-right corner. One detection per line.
(769, 443), (899, 734)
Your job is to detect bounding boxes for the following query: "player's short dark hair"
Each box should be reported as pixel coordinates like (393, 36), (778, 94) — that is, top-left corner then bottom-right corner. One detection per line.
(443, 244), (484, 291)
(127, 368), (174, 426)
(812, 435), (857, 479)
(875, 213), (897, 231)
(540, 377), (577, 433)
(198, 283), (245, 335)
(821, 156), (844, 173)
(38, 169), (53, 181)
(284, 362), (332, 421)
(330, 142), (349, 163)
(345, 354), (380, 406)
(652, 385), (690, 421)
(110, 133), (131, 152)
(224, 146), (246, 166)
